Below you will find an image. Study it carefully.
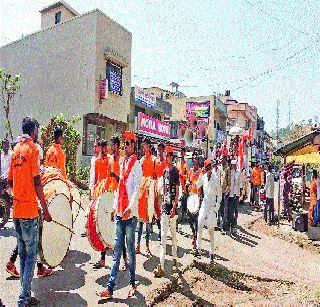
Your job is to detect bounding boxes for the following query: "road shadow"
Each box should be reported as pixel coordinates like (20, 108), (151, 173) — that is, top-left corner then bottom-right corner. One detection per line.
(238, 203), (254, 216)
(0, 225), (16, 238)
(230, 231), (258, 248)
(32, 250), (89, 304)
(237, 225), (261, 240)
(200, 249), (229, 262)
(98, 289), (147, 306)
(96, 271), (151, 294)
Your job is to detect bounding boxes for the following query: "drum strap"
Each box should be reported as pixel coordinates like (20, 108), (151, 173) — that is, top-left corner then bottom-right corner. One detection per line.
(117, 155), (137, 216)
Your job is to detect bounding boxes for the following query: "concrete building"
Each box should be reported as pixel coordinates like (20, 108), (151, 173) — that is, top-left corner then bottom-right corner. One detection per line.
(225, 101), (258, 141)
(166, 94), (227, 146)
(0, 1), (132, 162)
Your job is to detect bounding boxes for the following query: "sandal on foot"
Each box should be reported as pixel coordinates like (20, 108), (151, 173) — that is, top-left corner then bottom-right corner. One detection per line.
(97, 289), (113, 300)
(127, 286), (136, 298)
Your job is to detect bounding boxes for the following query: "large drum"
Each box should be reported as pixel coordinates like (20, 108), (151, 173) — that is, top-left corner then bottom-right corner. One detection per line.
(187, 194), (200, 214)
(39, 193), (72, 267)
(41, 166), (82, 222)
(87, 191), (115, 251)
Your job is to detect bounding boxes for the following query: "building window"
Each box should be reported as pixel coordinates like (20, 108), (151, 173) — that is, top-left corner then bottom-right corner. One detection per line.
(106, 62), (123, 96)
(55, 11), (61, 24)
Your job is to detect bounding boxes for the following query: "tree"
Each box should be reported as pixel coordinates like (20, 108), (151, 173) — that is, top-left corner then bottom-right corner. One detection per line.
(0, 68), (21, 141)
(41, 113), (81, 181)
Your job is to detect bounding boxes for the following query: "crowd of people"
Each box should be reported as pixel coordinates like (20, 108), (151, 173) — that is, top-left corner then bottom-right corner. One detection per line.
(1, 116), (278, 305)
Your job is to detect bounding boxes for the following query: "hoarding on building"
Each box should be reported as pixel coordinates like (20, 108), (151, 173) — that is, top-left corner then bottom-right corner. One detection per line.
(134, 86), (156, 109)
(138, 112), (171, 139)
(186, 101), (210, 121)
(99, 79), (107, 101)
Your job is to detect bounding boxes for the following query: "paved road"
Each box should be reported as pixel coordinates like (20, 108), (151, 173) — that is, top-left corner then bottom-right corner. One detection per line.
(1, 186), (316, 306)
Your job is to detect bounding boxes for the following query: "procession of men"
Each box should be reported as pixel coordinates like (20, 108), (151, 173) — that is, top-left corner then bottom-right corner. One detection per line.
(1, 116), (272, 306)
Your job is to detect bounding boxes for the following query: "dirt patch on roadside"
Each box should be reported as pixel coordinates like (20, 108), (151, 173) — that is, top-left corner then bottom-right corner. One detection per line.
(149, 260), (319, 305)
(249, 217), (320, 254)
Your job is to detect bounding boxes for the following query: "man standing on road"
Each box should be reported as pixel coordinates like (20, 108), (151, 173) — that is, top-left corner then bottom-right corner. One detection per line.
(8, 117), (52, 306)
(154, 146), (179, 277)
(97, 131), (142, 300)
(219, 156), (231, 234)
(265, 165), (275, 225)
(0, 139), (11, 190)
(177, 147), (188, 223)
(228, 160), (241, 234)
(196, 159), (221, 261)
(89, 140), (101, 196)
(251, 163), (262, 208)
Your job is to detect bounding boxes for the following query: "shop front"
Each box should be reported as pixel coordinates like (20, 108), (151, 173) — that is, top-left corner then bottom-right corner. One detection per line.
(135, 112), (171, 157)
(82, 113), (126, 160)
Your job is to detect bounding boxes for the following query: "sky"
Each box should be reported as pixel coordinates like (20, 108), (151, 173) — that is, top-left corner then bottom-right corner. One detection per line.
(0, 0), (319, 133)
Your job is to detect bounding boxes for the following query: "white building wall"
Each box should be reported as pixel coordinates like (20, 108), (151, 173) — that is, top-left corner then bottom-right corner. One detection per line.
(94, 10), (132, 123)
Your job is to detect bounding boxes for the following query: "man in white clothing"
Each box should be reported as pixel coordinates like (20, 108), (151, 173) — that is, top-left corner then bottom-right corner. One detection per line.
(89, 140), (101, 197)
(264, 165), (275, 225)
(228, 160), (241, 234)
(0, 139), (11, 189)
(196, 159), (221, 262)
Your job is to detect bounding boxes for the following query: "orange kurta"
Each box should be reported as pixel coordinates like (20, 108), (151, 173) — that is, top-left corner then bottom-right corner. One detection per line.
(108, 155), (122, 192)
(188, 167), (202, 195)
(94, 155), (109, 184)
(45, 143), (67, 178)
(138, 155), (156, 222)
(309, 179), (317, 223)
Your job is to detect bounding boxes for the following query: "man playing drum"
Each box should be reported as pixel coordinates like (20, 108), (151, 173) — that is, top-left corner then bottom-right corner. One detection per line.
(45, 126), (66, 178)
(93, 136), (128, 271)
(136, 137), (155, 256)
(94, 139), (109, 186)
(8, 117), (52, 306)
(89, 140), (101, 196)
(97, 131), (142, 300)
(154, 146), (179, 278)
(196, 159), (222, 261)
(187, 152), (202, 253)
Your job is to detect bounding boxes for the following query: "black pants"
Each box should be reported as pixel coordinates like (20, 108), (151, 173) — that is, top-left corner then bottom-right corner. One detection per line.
(187, 211), (198, 244)
(228, 196), (239, 230)
(101, 244), (127, 261)
(180, 194), (188, 223)
(251, 185), (260, 207)
(264, 198), (274, 224)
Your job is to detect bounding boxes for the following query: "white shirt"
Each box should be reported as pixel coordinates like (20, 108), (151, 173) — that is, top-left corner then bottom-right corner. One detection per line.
(230, 169), (241, 197)
(89, 155), (99, 191)
(113, 155), (142, 218)
(265, 171), (275, 198)
(197, 169), (222, 209)
(1, 152), (11, 179)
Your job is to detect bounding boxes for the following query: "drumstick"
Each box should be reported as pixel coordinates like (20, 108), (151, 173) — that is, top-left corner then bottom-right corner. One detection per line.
(51, 220), (75, 234)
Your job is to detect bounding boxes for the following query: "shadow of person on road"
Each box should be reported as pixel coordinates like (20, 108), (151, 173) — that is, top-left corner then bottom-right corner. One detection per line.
(32, 250), (90, 304)
(230, 232), (258, 247)
(237, 225), (261, 239)
(98, 288), (146, 306)
(200, 249), (229, 262)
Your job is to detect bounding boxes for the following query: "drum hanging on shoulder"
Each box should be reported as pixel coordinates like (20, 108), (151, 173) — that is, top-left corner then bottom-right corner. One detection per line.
(87, 191), (115, 251)
(39, 193), (72, 268)
(187, 194), (200, 214)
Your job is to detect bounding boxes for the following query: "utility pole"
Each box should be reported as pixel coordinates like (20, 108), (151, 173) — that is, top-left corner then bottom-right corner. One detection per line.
(288, 100), (291, 130)
(276, 99), (280, 141)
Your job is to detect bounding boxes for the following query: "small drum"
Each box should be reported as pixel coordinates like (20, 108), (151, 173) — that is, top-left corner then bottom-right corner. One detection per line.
(87, 191), (115, 251)
(39, 193), (72, 267)
(187, 194), (200, 214)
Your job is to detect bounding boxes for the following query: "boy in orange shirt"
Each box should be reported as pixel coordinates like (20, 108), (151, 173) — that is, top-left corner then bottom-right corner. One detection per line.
(8, 117), (52, 306)
(94, 139), (109, 185)
(45, 126), (66, 178)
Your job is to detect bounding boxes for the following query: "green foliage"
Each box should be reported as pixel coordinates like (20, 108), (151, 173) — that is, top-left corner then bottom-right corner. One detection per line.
(75, 166), (89, 186)
(270, 155), (282, 168)
(41, 113), (81, 181)
(0, 68), (22, 141)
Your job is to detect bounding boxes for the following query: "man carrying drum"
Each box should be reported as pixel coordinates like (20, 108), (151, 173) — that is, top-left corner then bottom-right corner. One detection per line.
(8, 117), (52, 306)
(154, 146), (179, 278)
(94, 139), (109, 186)
(45, 126), (66, 178)
(97, 131), (142, 300)
(136, 137), (155, 256)
(89, 139), (101, 196)
(187, 151), (202, 254)
(93, 136), (128, 271)
(196, 159), (222, 261)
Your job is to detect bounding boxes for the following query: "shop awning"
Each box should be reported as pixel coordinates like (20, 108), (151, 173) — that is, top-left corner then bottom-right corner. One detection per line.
(286, 152), (320, 164)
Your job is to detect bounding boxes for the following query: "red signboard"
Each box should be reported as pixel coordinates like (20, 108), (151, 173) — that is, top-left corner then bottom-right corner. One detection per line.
(100, 79), (107, 101)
